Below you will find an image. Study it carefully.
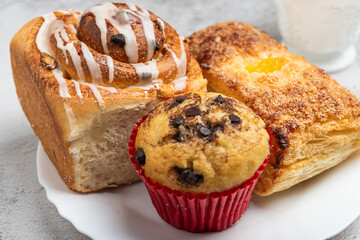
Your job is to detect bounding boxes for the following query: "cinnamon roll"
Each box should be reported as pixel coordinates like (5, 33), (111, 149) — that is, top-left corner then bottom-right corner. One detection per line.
(10, 2), (206, 192)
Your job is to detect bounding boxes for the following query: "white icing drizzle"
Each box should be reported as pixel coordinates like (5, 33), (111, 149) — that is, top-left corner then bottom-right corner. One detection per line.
(177, 37), (187, 77)
(58, 23), (70, 42)
(81, 43), (103, 85)
(71, 80), (83, 99)
(78, 82), (116, 108)
(51, 16), (103, 85)
(36, 8), (186, 106)
(46, 16), (86, 81)
(86, 2), (157, 62)
(36, 12), (57, 55)
(106, 55), (114, 82)
(81, 82), (105, 107)
(172, 76), (187, 92)
(52, 69), (71, 98)
(68, 43), (85, 80)
(128, 35), (188, 92)
(126, 3), (156, 61)
(64, 103), (77, 136)
(126, 78), (164, 90)
(133, 60), (159, 81)
(156, 18), (165, 38)
(36, 13), (71, 98)
(126, 2), (138, 11)
(91, 4), (111, 54)
(97, 85), (117, 93)
(86, 2), (138, 63)
(36, 10), (121, 108)
(51, 20), (70, 64)
(70, 24), (77, 34)
(167, 36), (187, 78)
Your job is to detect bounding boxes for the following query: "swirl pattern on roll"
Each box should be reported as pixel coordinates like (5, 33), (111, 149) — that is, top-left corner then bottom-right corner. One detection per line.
(35, 2), (203, 107)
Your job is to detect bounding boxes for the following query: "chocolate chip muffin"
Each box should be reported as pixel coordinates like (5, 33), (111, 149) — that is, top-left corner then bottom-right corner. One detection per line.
(134, 91), (270, 193)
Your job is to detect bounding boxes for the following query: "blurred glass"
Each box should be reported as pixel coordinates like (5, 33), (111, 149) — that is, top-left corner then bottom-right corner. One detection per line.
(274, 0), (360, 72)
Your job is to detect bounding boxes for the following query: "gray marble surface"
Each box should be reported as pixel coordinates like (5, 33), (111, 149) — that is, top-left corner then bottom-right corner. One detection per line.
(0, 0), (359, 239)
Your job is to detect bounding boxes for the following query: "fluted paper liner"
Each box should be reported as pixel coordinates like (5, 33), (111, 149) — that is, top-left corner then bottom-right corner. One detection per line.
(129, 114), (271, 232)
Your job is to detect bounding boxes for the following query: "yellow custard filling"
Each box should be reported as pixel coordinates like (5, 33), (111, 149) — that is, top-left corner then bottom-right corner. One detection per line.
(245, 56), (284, 74)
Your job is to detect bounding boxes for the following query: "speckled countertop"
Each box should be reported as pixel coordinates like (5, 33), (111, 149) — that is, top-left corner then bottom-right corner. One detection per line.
(1, 0), (359, 239)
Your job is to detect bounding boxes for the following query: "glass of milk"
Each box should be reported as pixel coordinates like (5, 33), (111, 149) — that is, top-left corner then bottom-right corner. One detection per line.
(274, 0), (360, 72)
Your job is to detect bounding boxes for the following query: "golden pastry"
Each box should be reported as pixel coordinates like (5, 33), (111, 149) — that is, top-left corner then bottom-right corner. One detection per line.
(189, 21), (360, 196)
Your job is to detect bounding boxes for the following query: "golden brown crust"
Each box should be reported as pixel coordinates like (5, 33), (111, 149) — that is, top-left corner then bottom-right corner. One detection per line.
(10, 7), (206, 192)
(10, 17), (76, 189)
(189, 21), (360, 195)
(189, 22), (286, 71)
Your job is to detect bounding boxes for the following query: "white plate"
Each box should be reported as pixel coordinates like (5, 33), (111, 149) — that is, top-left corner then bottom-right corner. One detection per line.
(37, 143), (360, 240)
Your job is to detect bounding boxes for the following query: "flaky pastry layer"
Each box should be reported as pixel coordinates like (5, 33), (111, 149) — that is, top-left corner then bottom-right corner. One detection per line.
(189, 21), (360, 195)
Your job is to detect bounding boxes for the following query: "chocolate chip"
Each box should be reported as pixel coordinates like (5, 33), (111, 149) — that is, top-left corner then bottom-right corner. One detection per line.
(276, 155), (283, 165)
(213, 95), (226, 104)
(229, 114), (241, 125)
(185, 107), (201, 117)
(212, 124), (224, 132)
(141, 72), (152, 80)
(175, 167), (204, 185)
(169, 101), (179, 109)
(175, 95), (186, 103)
(174, 131), (184, 142)
(272, 163), (279, 170)
(199, 126), (211, 137)
(134, 148), (146, 165)
(273, 128), (289, 150)
(110, 34), (126, 47)
(154, 42), (160, 51)
(171, 116), (184, 128)
(169, 95), (186, 109)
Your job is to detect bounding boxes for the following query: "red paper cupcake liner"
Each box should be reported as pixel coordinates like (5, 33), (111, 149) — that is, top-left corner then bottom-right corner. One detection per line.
(128, 114), (271, 232)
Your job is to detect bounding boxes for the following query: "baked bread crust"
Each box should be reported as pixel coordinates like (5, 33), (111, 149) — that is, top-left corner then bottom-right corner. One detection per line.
(10, 4), (206, 192)
(189, 21), (360, 195)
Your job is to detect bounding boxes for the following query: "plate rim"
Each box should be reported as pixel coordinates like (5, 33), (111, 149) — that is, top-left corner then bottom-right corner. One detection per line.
(36, 142), (360, 240)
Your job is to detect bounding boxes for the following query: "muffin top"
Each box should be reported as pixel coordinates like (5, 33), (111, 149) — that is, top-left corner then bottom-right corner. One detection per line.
(135, 91), (270, 193)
